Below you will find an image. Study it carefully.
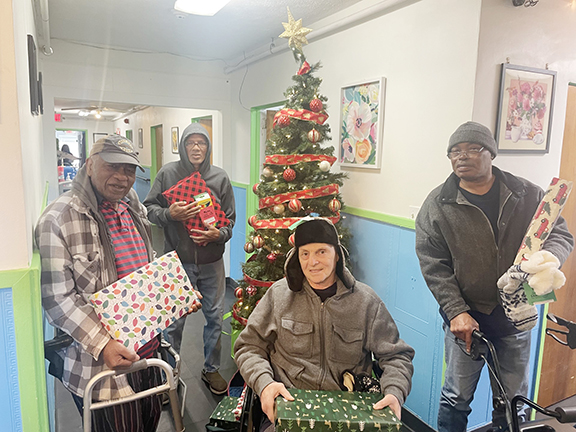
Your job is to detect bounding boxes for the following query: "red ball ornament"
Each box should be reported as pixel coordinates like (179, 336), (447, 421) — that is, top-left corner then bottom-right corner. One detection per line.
(252, 183), (259, 194)
(310, 98), (323, 113)
(234, 287), (243, 299)
(288, 233), (296, 247)
(246, 286), (257, 297)
(244, 242), (255, 253)
(253, 235), (264, 249)
(283, 168), (296, 182)
(267, 252), (277, 262)
(288, 199), (302, 213)
(278, 115), (291, 128)
(249, 215), (258, 227)
(308, 128), (320, 143)
(329, 198), (342, 213)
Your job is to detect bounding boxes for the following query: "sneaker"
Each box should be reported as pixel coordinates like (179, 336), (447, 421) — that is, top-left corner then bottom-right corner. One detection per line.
(202, 370), (227, 395)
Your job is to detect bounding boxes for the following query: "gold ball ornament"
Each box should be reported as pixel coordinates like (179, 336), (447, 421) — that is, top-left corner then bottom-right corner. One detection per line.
(244, 242), (255, 253)
(308, 128), (321, 143)
(263, 167), (274, 178)
(319, 160), (331, 172)
(273, 204), (285, 215)
(329, 198), (341, 213)
(253, 235), (265, 249)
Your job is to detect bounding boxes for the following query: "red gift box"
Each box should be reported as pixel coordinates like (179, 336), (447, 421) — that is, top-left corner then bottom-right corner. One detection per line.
(162, 172), (230, 236)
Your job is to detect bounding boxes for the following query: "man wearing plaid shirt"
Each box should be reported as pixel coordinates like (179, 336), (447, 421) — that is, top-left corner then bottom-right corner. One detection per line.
(145, 123), (235, 395)
(36, 135), (200, 431)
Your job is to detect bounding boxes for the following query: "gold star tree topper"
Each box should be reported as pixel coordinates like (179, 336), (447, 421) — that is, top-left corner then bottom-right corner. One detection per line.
(279, 7), (312, 50)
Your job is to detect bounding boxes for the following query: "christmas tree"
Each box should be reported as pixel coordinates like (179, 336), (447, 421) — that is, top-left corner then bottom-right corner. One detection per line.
(231, 9), (349, 330)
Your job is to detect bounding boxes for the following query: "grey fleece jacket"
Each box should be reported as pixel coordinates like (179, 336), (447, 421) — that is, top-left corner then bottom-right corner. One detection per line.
(143, 123), (235, 264)
(415, 166), (574, 321)
(234, 238), (414, 405)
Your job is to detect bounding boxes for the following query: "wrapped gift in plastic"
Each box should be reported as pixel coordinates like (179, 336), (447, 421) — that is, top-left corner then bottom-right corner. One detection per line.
(89, 252), (199, 352)
(162, 171), (230, 237)
(275, 389), (402, 432)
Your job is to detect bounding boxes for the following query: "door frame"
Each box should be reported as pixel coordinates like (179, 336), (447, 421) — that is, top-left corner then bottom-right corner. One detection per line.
(150, 124), (162, 184)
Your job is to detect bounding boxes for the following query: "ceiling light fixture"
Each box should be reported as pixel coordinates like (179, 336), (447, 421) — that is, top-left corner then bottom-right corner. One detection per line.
(78, 110), (89, 117)
(95, 111), (102, 119)
(174, 0), (231, 16)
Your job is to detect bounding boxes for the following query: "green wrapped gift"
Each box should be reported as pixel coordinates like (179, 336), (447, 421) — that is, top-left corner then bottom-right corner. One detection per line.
(209, 396), (240, 430)
(275, 389), (402, 432)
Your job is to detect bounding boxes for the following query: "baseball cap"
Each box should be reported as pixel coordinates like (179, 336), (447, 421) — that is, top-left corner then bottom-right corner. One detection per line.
(89, 134), (143, 170)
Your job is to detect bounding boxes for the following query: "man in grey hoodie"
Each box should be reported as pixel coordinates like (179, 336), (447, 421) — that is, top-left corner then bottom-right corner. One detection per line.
(144, 123), (235, 394)
(235, 218), (414, 428)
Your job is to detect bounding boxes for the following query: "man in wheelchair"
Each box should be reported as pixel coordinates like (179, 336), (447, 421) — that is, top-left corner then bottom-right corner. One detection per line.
(234, 218), (415, 430)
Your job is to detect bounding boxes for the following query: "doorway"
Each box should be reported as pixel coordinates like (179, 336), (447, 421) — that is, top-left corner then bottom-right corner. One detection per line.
(537, 83), (576, 407)
(191, 115), (213, 165)
(55, 129), (86, 194)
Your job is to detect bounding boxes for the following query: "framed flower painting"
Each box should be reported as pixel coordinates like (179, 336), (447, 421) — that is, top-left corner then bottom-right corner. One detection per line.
(339, 78), (385, 169)
(495, 63), (556, 154)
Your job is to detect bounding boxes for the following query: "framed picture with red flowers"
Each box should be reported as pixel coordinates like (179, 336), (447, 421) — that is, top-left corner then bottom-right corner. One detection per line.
(495, 63), (556, 154)
(339, 77), (386, 169)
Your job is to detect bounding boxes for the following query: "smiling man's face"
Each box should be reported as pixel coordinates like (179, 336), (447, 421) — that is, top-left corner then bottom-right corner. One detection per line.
(298, 243), (339, 290)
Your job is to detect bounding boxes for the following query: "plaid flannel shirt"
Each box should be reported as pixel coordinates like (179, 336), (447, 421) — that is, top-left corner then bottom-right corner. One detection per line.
(35, 168), (153, 400)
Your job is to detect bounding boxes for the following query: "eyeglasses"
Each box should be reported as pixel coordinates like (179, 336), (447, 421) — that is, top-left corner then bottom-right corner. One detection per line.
(185, 140), (208, 148)
(447, 147), (485, 159)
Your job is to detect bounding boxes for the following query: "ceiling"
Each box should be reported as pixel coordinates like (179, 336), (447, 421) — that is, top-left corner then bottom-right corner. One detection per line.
(54, 99), (148, 122)
(48, 0), (362, 119)
(47, 0), (362, 64)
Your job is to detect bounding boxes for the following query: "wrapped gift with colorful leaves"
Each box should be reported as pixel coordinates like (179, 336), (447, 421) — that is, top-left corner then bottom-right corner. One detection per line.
(275, 389), (402, 432)
(162, 171), (230, 237)
(89, 252), (199, 352)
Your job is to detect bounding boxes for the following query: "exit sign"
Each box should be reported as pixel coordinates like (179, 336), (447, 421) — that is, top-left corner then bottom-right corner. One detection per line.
(55, 113), (62, 122)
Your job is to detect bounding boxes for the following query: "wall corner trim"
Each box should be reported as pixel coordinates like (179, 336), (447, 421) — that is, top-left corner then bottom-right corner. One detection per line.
(343, 206), (416, 230)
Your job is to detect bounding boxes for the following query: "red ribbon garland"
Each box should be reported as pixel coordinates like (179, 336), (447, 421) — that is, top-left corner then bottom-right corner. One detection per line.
(259, 184), (339, 209)
(273, 108), (328, 127)
(243, 273), (275, 288)
(251, 214), (341, 230)
(232, 302), (248, 326)
(297, 61), (311, 75)
(265, 154), (336, 166)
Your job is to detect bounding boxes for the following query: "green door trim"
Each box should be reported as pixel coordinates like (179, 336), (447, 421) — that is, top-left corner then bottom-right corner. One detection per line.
(150, 124), (162, 184)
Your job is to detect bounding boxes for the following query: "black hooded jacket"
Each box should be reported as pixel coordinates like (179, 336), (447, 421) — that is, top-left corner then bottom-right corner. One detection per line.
(144, 123), (235, 264)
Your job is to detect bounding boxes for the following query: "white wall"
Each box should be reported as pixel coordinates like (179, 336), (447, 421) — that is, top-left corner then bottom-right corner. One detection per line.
(113, 106), (222, 168)
(227, 0), (482, 219)
(41, 39), (232, 199)
(0, 0), (44, 270)
(473, 0), (576, 190)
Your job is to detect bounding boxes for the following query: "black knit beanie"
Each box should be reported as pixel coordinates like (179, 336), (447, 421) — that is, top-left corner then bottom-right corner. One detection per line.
(294, 219), (340, 248)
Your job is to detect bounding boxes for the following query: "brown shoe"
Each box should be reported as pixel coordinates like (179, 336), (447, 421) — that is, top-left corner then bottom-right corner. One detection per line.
(202, 370), (227, 395)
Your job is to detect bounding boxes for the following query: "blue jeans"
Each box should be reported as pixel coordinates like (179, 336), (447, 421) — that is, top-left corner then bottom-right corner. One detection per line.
(163, 258), (225, 373)
(437, 325), (531, 432)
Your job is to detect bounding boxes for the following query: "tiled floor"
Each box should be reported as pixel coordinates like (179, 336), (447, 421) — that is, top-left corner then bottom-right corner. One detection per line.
(55, 225), (239, 431)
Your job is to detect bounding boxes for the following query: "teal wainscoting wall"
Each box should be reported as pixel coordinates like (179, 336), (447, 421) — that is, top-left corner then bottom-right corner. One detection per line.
(0, 253), (50, 432)
(230, 183), (248, 281)
(342, 210), (542, 430)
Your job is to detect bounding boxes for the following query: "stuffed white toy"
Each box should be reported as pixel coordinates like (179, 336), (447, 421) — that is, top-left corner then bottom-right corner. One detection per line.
(497, 251), (566, 331)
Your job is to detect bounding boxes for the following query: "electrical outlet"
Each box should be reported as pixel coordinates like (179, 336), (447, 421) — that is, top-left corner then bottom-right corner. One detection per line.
(409, 206), (420, 220)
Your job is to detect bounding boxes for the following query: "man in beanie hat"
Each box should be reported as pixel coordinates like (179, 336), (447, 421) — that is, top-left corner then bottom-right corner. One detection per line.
(36, 134), (200, 431)
(415, 122), (573, 431)
(235, 218), (414, 429)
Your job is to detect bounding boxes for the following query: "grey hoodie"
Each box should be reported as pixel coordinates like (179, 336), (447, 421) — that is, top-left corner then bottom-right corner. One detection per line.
(234, 219), (414, 405)
(144, 123), (235, 264)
